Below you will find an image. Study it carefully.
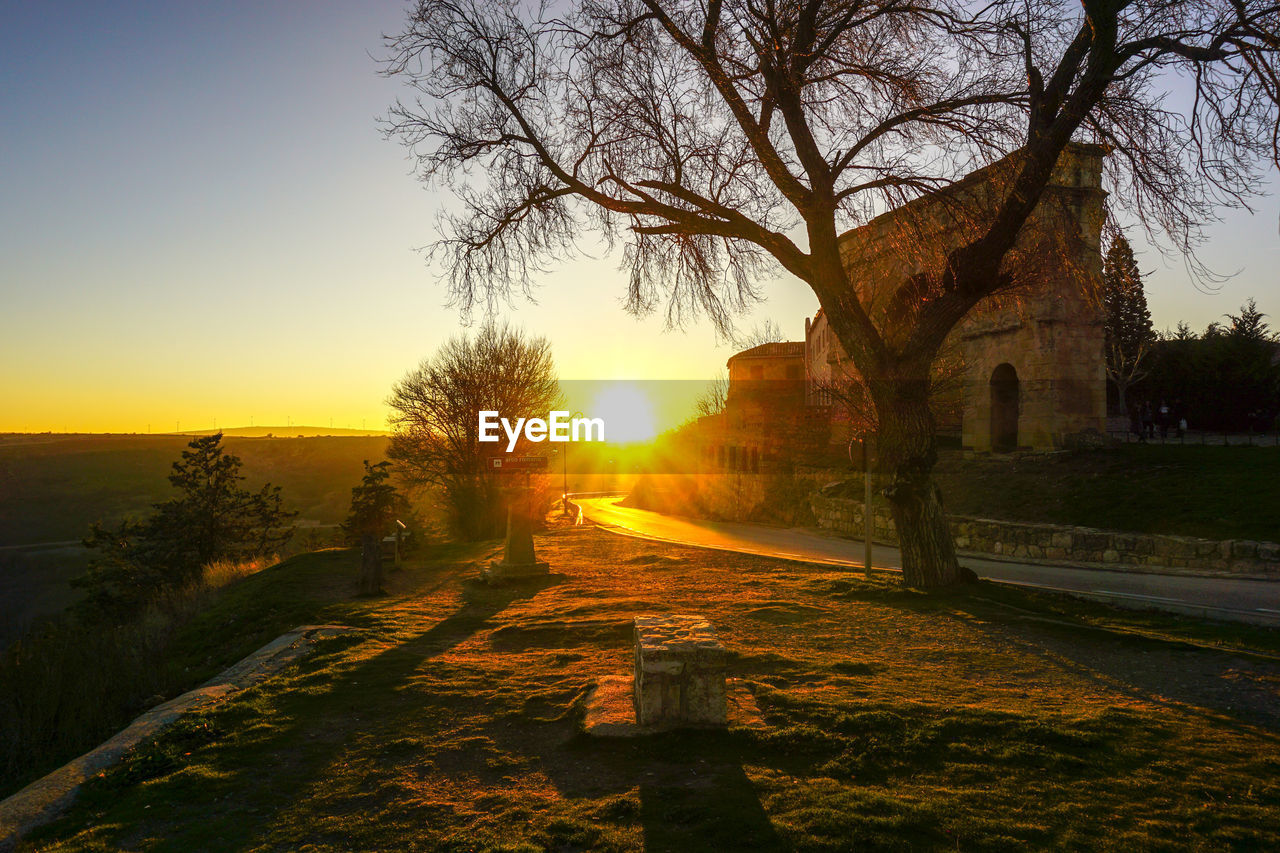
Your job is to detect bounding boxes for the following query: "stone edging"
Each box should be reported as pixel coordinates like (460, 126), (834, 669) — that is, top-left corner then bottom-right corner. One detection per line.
(0, 624), (360, 851)
(810, 493), (1280, 579)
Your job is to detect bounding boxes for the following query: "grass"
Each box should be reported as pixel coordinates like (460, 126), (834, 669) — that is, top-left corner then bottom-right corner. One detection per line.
(0, 549), (398, 799)
(18, 523), (1280, 851)
(934, 443), (1280, 541)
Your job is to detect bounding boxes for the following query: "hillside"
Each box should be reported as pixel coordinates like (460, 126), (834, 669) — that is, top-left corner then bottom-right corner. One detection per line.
(177, 426), (390, 438)
(0, 434), (390, 547)
(933, 444), (1280, 542)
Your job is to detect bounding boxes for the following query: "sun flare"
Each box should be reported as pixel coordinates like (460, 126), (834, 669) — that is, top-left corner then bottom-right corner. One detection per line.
(589, 384), (657, 444)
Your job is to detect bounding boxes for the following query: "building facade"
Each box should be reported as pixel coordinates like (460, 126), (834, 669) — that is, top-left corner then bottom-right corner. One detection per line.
(807, 143), (1109, 452)
(697, 342), (830, 474)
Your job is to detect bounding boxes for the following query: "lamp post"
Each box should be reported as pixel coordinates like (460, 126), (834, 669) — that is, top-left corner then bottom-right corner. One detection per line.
(863, 435), (873, 577)
(560, 409), (584, 516)
(561, 445), (569, 517)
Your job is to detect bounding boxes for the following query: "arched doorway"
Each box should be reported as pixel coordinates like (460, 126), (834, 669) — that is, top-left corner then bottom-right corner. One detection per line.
(990, 363), (1019, 452)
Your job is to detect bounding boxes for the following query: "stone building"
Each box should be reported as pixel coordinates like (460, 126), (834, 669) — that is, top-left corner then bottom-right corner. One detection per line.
(697, 342), (829, 474)
(807, 142), (1109, 452)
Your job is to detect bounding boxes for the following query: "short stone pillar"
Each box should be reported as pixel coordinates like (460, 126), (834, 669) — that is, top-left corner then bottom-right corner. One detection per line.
(482, 498), (549, 582)
(633, 615), (729, 727)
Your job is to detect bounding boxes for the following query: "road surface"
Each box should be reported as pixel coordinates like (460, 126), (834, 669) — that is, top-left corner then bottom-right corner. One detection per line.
(575, 496), (1280, 626)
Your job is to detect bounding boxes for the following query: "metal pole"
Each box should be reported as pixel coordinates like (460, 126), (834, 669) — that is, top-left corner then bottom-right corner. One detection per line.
(863, 436), (873, 578)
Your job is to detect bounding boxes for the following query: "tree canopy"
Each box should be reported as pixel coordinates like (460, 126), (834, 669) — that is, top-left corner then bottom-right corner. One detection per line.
(387, 324), (561, 539)
(343, 460), (409, 542)
(1102, 229), (1154, 414)
(1147, 299), (1280, 431)
(343, 459), (410, 596)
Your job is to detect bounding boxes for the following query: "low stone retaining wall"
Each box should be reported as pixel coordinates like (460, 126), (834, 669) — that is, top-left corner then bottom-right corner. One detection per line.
(810, 493), (1280, 578)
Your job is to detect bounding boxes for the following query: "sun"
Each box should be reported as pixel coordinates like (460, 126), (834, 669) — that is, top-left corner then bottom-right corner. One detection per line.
(589, 383), (658, 444)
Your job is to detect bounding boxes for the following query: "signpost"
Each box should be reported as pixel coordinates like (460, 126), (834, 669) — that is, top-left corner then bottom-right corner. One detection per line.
(491, 456), (548, 471)
(483, 454), (551, 583)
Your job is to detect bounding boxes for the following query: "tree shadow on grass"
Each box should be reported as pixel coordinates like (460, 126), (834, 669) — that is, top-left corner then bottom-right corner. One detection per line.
(638, 767), (786, 852)
(49, 572), (565, 852)
(529, 728), (790, 852)
(838, 580), (1280, 736)
(960, 613), (1280, 737)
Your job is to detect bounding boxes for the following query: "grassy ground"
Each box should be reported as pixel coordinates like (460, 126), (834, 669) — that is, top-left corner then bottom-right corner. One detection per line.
(19, 522), (1280, 851)
(934, 443), (1280, 542)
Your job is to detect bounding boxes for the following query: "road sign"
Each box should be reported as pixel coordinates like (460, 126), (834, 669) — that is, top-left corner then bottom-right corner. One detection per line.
(491, 456), (548, 471)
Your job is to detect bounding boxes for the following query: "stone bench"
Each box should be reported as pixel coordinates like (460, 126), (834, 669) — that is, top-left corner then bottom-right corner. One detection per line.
(633, 615), (729, 727)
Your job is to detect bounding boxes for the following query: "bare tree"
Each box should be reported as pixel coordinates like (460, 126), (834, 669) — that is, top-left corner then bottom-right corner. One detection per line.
(734, 319), (785, 350)
(694, 371), (730, 418)
(383, 0), (1280, 587)
(387, 324), (561, 540)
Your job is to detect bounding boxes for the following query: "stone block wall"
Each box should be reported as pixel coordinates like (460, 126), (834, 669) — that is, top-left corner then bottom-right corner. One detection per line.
(697, 472), (769, 521)
(810, 493), (1280, 578)
(834, 143), (1109, 453)
(633, 615), (729, 728)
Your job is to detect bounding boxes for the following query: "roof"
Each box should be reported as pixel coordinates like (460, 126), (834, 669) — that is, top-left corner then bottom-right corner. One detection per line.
(728, 341), (805, 361)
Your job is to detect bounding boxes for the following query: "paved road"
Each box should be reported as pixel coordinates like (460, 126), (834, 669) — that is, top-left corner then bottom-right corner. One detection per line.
(576, 497), (1280, 626)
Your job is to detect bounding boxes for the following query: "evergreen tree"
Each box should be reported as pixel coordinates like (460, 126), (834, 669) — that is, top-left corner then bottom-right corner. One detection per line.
(76, 434), (296, 613)
(1147, 300), (1280, 432)
(1216, 300), (1280, 430)
(342, 460), (408, 595)
(1102, 231), (1154, 416)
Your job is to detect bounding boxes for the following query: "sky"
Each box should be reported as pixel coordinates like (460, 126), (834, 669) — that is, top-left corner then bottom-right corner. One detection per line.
(1, 1), (1277, 434)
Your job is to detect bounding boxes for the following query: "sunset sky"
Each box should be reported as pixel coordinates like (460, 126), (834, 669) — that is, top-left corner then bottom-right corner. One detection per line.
(2, 1), (1277, 435)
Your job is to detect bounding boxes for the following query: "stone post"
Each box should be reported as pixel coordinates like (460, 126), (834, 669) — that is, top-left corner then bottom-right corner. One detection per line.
(633, 615), (729, 727)
(483, 489), (549, 582)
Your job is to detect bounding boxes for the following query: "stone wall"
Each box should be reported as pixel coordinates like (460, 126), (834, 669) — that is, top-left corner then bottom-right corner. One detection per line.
(694, 467), (848, 523)
(831, 143), (1109, 452)
(810, 493), (1280, 578)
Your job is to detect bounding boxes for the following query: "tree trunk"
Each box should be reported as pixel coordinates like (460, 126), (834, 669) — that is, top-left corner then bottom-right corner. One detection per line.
(359, 533), (382, 595)
(875, 389), (962, 588)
